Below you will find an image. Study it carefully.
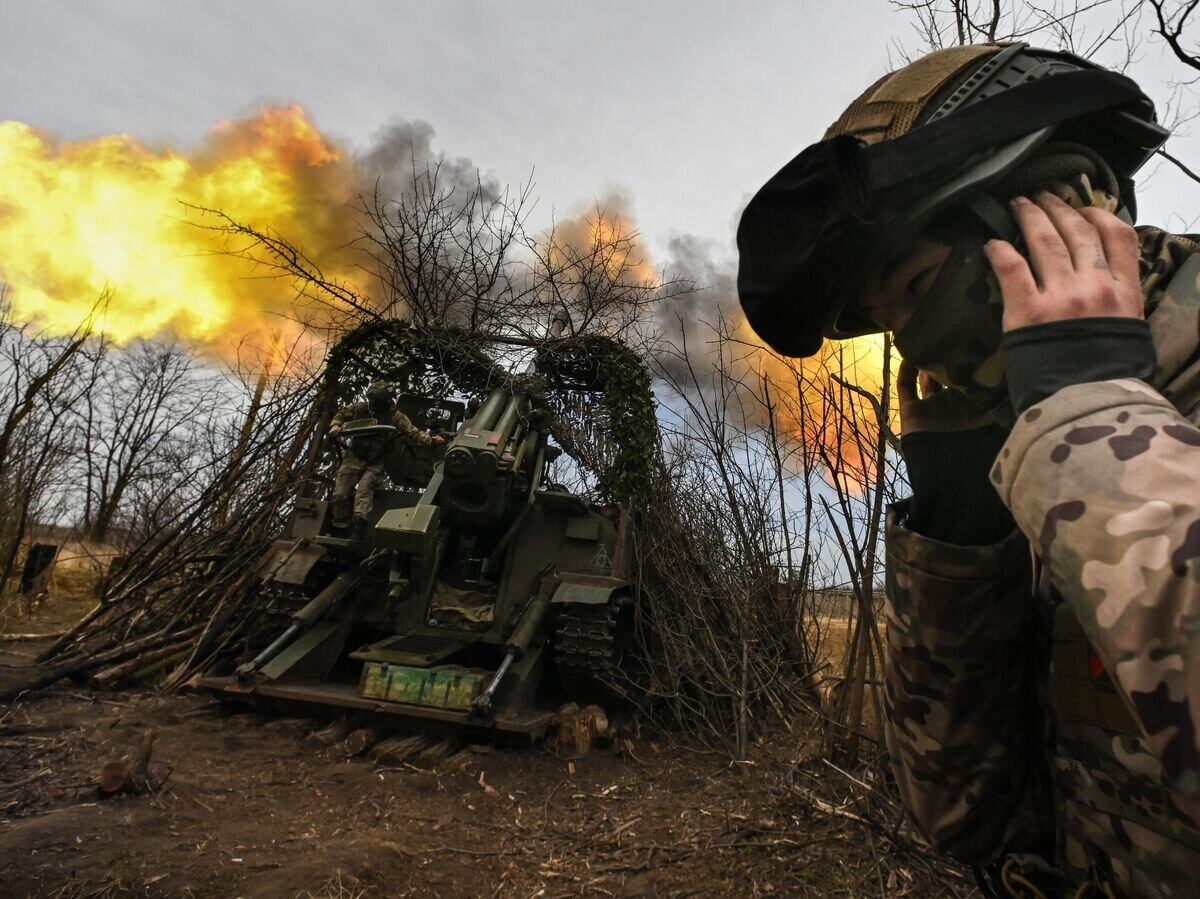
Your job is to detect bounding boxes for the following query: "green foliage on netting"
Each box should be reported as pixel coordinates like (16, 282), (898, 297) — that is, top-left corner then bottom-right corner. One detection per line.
(323, 320), (502, 409)
(535, 335), (658, 505)
(322, 321), (658, 506)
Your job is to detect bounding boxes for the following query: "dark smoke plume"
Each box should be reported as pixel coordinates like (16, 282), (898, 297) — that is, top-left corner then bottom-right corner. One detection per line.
(357, 118), (501, 208)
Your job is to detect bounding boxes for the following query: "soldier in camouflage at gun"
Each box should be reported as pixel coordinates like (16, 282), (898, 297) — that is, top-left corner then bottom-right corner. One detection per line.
(328, 380), (444, 529)
(738, 44), (1199, 898)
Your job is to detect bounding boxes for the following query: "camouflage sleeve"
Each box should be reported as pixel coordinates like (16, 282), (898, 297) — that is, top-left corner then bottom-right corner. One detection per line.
(885, 506), (1055, 864)
(390, 410), (432, 446)
(331, 402), (368, 428)
(991, 377), (1200, 797)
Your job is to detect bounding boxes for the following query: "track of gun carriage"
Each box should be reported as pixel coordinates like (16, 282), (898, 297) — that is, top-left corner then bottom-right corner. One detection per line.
(553, 596), (628, 704)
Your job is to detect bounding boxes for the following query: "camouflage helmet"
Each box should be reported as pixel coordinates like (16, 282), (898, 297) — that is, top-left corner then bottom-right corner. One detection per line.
(365, 380), (392, 405)
(737, 42), (1168, 358)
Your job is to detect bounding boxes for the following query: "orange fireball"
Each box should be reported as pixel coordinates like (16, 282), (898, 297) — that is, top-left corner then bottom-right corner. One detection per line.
(0, 106), (359, 358)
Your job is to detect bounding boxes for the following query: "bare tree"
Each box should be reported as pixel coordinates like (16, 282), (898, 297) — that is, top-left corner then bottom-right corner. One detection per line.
(74, 339), (221, 545)
(15, 344), (324, 694)
(530, 203), (674, 342)
(614, 302), (904, 758)
(0, 290), (94, 605)
(195, 162), (692, 355)
(808, 341), (902, 763)
(1145, 1), (1200, 70)
(356, 162), (538, 332)
(633, 318), (812, 757)
(891, 1), (1143, 60)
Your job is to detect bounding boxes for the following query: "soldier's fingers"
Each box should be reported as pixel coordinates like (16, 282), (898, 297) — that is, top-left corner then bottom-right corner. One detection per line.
(984, 239), (1041, 330)
(1011, 196), (1074, 287)
(1036, 192), (1106, 275)
(917, 371), (942, 398)
(1078, 206), (1144, 315)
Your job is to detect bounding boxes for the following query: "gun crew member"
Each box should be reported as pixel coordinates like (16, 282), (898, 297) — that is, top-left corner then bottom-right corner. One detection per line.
(738, 43), (1200, 897)
(328, 380), (444, 529)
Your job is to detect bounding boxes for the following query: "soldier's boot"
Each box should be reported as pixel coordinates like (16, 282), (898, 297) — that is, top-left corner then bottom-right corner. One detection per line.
(330, 496), (353, 530)
(351, 514), (370, 542)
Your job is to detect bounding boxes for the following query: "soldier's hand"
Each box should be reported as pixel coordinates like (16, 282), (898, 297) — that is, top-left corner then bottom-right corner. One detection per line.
(328, 425), (342, 437)
(984, 193), (1143, 331)
(431, 435), (446, 445)
(897, 360), (994, 434)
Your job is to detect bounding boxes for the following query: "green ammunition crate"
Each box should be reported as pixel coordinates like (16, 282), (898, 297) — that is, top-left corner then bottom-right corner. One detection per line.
(359, 661), (485, 710)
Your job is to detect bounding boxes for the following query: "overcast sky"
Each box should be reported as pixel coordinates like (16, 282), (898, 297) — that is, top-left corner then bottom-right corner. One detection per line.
(4, 0), (1200, 264)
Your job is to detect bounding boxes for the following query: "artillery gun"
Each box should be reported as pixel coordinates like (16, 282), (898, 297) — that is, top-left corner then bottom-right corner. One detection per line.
(199, 316), (636, 739)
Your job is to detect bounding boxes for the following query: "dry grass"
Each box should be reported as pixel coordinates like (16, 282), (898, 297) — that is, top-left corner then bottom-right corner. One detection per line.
(810, 611), (886, 742)
(301, 871), (369, 899)
(47, 877), (149, 899)
(0, 579), (96, 635)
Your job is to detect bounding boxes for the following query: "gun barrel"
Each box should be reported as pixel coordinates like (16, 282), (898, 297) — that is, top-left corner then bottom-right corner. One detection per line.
(442, 311), (563, 519)
(469, 387), (508, 432)
(492, 394), (524, 452)
(443, 389), (531, 512)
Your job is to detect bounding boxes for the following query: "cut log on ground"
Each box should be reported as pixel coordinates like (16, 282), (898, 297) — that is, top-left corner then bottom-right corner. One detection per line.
(97, 731), (158, 797)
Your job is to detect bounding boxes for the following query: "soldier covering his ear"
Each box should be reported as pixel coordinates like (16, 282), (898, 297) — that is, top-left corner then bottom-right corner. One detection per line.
(739, 43), (1199, 897)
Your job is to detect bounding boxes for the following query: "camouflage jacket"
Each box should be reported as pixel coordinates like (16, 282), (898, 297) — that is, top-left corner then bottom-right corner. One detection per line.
(330, 401), (433, 448)
(886, 232), (1200, 897)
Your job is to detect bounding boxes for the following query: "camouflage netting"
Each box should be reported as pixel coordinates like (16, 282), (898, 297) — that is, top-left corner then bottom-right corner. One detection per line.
(535, 336), (658, 504)
(326, 320), (659, 505)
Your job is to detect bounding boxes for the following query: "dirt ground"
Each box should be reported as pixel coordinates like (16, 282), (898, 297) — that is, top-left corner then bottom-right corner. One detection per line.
(1, 622), (976, 898)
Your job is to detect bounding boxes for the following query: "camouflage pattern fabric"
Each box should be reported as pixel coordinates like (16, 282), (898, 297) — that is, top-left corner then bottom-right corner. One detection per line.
(886, 227), (1200, 896)
(332, 456), (386, 523)
(328, 400), (433, 525)
(330, 400), (434, 447)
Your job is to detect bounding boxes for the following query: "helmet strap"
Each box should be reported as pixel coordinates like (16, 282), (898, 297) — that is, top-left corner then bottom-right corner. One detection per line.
(966, 194), (1021, 242)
